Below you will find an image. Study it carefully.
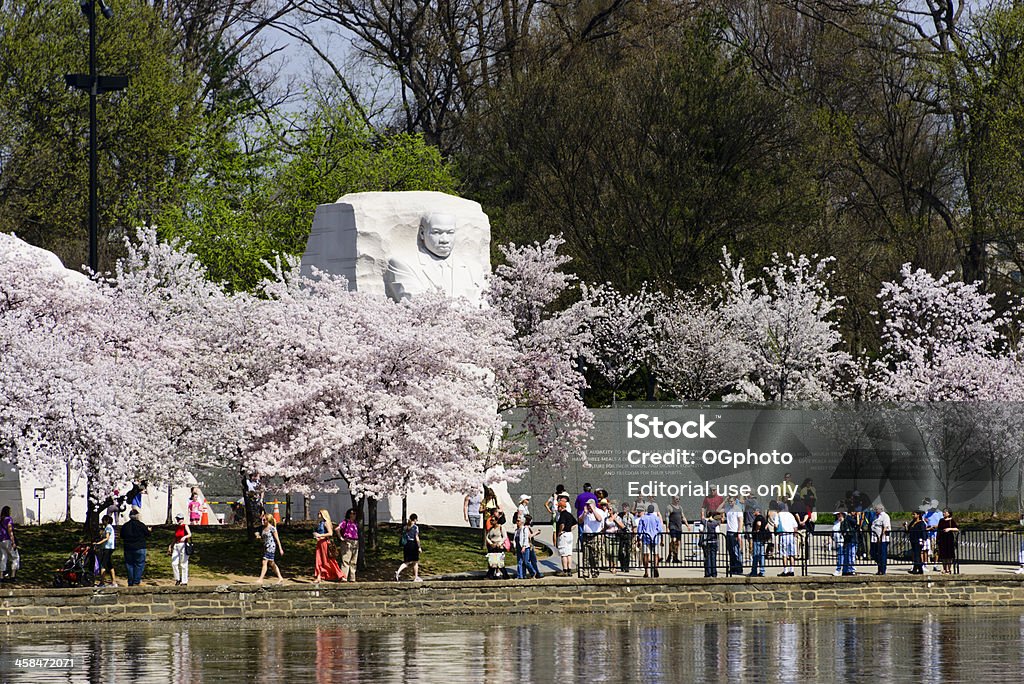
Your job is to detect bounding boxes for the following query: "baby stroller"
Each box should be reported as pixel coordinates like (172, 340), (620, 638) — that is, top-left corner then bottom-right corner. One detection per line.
(53, 542), (98, 588)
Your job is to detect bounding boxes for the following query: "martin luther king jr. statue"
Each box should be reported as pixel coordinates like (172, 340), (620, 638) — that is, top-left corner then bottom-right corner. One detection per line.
(383, 212), (484, 302)
(300, 191), (490, 305)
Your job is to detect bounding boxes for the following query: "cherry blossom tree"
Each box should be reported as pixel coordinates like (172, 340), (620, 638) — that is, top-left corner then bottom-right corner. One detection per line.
(101, 228), (262, 523)
(867, 264), (1024, 509)
(651, 290), (750, 401)
(2, 229), (601, 534)
(0, 234), (102, 518)
(0, 232), (190, 527)
(234, 261), (517, 500)
(487, 236), (595, 465)
(582, 282), (663, 401)
(868, 264), (1012, 401)
(719, 249), (853, 402)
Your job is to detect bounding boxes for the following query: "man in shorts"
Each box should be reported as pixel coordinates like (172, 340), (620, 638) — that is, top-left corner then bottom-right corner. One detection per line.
(775, 506), (798, 576)
(554, 496), (577, 576)
(636, 504), (664, 578)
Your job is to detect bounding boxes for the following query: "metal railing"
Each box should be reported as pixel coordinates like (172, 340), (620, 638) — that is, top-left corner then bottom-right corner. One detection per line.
(575, 528), (1024, 578)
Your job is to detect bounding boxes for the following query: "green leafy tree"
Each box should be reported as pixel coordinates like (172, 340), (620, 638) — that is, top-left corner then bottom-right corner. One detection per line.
(465, 13), (823, 292)
(0, 1), (205, 271)
(157, 96), (458, 291)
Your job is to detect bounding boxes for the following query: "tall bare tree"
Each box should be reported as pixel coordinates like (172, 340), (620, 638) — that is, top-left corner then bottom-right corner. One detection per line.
(291, 0), (647, 150)
(728, 0), (1024, 290)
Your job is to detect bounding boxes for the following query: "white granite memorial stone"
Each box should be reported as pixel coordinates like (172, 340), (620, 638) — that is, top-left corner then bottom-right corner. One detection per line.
(301, 191), (490, 304)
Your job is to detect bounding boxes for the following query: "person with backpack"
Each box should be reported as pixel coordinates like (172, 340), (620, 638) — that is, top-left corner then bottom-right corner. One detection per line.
(514, 514), (541, 578)
(839, 510), (859, 576)
(395, 514), (422, 582)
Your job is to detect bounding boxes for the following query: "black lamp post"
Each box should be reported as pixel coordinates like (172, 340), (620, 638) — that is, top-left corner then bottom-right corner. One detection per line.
(63, 0), (127, 533)
(64, 0), (127, 273)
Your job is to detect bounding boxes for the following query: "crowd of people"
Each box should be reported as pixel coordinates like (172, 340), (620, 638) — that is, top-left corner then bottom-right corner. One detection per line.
(5, 475), (1024, 588)
(0, 482), (371, 588)
(462, 477), (1015, 581)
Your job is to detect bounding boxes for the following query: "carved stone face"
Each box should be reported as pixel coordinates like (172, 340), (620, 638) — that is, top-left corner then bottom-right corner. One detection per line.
(419, 213), (457, 258)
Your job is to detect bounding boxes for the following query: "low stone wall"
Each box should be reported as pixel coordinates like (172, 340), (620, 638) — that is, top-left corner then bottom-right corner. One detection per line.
(2, 574), (1023, 624)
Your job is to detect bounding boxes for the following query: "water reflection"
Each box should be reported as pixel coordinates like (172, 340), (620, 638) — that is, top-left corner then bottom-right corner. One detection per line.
(2, 609), (1024, 683)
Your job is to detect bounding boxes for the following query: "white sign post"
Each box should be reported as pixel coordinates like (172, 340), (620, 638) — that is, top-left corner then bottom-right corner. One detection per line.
(33, 488), (45, 525)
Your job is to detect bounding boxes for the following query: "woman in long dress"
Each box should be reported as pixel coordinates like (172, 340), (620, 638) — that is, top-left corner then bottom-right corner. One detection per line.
(313, 509), (344, 582)
(937, 508), (959, 574)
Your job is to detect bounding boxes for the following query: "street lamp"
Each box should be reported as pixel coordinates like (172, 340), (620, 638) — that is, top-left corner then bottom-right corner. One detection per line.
(64, 0), (127, 273)
(63, 0), (126, 533)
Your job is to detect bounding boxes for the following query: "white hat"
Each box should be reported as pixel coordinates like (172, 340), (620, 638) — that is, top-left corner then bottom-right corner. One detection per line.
(519, 494), (531, 501)
(174, 512), (184, 520)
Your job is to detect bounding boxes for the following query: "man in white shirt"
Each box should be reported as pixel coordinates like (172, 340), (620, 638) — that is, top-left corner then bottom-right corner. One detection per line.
(870, 504), (892, 575)
(578, 499), (607, 578)
(724, 496), (745, 576)
(775, 507), (799, 576)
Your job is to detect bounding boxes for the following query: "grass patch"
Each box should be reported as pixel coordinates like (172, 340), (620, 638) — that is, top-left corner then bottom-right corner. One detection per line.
(6, 522), (543, 586)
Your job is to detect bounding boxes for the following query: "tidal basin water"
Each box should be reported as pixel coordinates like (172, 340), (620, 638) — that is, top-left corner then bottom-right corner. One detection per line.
(2, 608), (1024, 683)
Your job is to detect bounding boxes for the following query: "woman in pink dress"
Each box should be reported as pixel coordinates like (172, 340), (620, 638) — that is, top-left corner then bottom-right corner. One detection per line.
(313, 509), (343, 582)
(187, 492), (203, 526)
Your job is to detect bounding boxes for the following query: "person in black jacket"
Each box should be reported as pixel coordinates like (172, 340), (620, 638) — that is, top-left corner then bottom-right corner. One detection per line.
(554, 496), (577, 577)
(120, 509), (151, 586)
(749, 507), (769, 577)
(701, 512), (721, 578)
(907, 510), (927, 574)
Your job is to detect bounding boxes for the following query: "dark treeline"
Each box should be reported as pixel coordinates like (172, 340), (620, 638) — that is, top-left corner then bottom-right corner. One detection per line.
(4, 1), (1024, 364)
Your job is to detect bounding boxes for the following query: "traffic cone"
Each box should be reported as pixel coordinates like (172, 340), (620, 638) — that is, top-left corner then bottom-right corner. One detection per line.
(273, 502), (281, 523)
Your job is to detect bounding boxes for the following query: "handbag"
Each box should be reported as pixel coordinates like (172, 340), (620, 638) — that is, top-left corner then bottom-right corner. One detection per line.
(502, 535), (511, 551)
(10, 548), (20, 572)
(184, 541), (195, 556)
